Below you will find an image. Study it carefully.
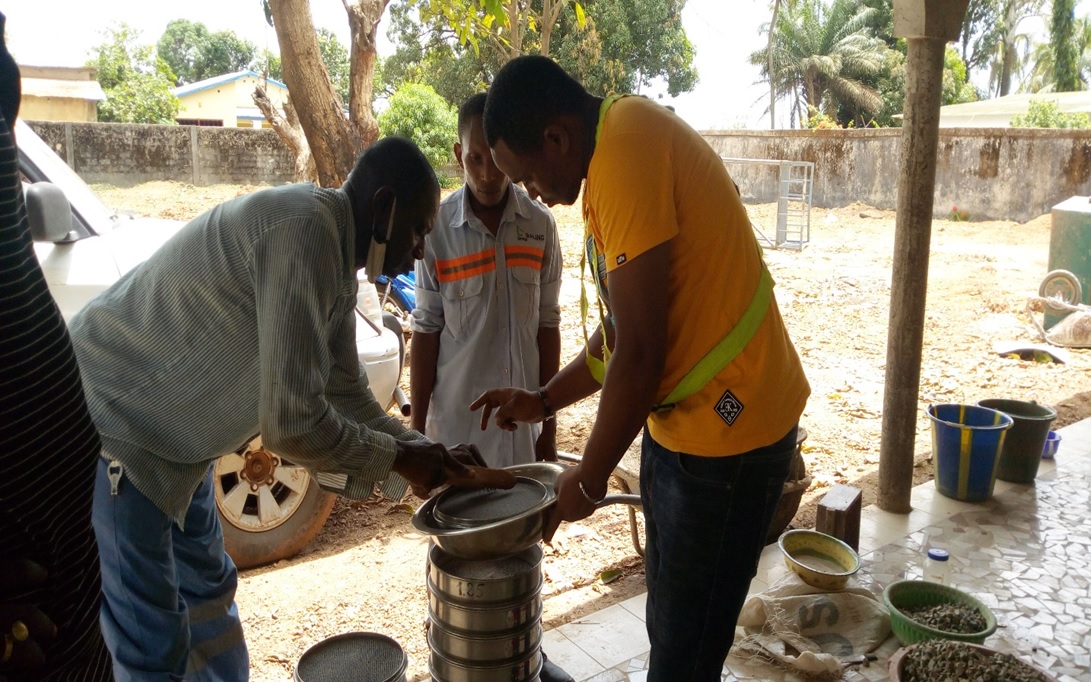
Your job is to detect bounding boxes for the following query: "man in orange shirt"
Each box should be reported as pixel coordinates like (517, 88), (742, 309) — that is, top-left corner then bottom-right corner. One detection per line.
(472, 56), (810, 681)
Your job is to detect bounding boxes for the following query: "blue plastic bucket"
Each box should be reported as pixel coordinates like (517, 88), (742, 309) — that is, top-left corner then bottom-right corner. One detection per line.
(926, 404), (1013, 502)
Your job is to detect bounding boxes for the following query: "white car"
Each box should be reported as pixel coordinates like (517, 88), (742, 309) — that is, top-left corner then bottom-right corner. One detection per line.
(19, 119), (405, 568)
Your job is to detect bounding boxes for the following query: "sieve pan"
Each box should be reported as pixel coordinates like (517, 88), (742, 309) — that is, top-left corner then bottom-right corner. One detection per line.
(412, 462), (641, 561)
(427, 542), (543, 604)
(427, 617), (542, 662)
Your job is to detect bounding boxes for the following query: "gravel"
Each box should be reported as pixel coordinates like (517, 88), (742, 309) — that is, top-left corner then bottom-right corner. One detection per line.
(901, 639), (1049, 682)
(902, 602), (988, 634)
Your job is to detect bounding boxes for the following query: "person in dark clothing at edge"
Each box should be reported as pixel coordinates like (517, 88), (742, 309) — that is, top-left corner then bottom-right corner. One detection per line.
(471, 56), (810, 681)
(0, 10), (114, 682)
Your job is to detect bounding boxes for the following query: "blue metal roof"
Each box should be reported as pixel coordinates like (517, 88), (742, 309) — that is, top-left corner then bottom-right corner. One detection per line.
(172, 70), (287, 97)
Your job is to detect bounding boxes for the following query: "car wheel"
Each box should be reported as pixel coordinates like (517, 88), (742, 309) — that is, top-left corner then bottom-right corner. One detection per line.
(214, 436), (336, 569)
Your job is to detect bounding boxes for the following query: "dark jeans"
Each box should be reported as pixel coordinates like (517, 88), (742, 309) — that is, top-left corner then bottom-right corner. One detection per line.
(640, 426), (797, 681)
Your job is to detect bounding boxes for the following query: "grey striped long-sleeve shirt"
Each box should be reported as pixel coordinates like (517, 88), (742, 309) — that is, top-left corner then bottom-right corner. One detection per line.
(70, 183), (416, 525)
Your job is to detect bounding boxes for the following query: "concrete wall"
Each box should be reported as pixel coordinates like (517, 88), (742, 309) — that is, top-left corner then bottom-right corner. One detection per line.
(26, 121), (296, 187)
(22, 121), (1091, 222)
(702, 127), (1091, 222)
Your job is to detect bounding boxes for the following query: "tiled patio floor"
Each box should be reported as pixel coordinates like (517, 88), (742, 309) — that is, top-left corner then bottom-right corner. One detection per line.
(542, 418), (1091, 682)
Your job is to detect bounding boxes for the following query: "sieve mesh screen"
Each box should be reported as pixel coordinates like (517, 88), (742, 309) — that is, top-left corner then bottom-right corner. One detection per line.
(433, 478), (547, 527)
(295, 633), (406, 682)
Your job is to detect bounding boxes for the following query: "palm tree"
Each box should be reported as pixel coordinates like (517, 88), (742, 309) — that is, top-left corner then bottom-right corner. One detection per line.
(751, 0), (888, 128)
(1025, 15), (1091, 93)
(987, 0), (1044, 97)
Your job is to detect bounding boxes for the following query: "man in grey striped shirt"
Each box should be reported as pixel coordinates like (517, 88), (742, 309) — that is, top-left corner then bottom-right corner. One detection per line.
(70, 137), (483, 681)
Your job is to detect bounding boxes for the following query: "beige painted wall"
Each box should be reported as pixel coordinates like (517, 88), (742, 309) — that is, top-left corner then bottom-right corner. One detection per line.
(20, 95), (96, 122)
(177, 75), (288, 127)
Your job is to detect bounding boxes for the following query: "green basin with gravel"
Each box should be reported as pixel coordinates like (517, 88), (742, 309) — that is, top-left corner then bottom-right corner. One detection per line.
(882, 579), (997, 645)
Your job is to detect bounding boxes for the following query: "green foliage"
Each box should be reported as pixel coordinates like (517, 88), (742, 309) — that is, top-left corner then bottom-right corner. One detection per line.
(317, 29), (351, 103)
(379, 4), (497, 108)
(257, 49), (282, 81)
(959, 0), (1002, 74)
(378, 83), (458, 169)
(385, 0), (697, 106)
(89, 24), (180, 124)
(1051, 0), (1080, 92)
(941, 47), (978, 106)
(412, 0), (587, 54)
(553, 0), (698, 98)
(803, 106), (844, 129)
(1010, 98), (1091, 128)
(157, 19), (257, 85)
(870, 45), (905, 127)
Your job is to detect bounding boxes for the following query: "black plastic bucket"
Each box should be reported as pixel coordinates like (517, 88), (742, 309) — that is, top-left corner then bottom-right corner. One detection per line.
(295, 632), (407, 682)
(976, 399), (1057, 484)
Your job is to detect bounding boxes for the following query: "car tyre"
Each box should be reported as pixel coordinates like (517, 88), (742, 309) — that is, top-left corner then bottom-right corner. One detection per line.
(215, 437), (337, 570)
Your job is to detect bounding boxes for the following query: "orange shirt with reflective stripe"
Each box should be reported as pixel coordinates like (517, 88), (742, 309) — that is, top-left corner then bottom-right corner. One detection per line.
(583, 97), (810, 456)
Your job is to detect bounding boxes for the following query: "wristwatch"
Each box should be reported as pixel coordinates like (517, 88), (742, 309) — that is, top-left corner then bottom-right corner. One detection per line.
(537, 387), (555, 422)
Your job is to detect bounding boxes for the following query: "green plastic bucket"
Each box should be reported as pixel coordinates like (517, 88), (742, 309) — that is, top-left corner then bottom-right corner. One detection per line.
(926, 404), (1013, 502)
(976, 399), (1057, 484)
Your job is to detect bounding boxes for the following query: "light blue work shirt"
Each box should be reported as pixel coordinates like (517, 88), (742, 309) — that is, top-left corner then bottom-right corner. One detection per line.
(412, 184), (562, 467)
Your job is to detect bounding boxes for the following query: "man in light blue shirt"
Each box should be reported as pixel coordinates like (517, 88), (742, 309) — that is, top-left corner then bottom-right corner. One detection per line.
(411, 93), (563, 468)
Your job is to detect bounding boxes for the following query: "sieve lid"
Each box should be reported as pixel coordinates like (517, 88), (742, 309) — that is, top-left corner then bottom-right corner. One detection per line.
(432, 477), (547, 528)
(295, 631), (407, 682)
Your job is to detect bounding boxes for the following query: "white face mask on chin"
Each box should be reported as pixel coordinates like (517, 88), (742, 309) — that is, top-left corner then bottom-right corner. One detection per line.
(365, 196), (396, 284)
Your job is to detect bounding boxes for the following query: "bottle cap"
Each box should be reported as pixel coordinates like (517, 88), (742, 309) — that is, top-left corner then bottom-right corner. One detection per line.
(927, 548), (950, 561)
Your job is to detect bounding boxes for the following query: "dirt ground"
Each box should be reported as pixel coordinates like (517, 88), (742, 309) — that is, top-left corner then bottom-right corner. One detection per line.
(94, 181), (1091, 681)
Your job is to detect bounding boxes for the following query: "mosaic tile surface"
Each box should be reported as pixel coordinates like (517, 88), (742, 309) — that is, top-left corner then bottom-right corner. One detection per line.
(555, 420), (1091, 682)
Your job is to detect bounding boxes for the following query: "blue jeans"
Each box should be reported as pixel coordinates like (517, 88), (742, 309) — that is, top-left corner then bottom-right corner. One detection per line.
(640, 426), (796, 682)
(92, 457), (249, 681)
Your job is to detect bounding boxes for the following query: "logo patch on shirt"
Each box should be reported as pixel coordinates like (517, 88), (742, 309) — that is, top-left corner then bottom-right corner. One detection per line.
(516, 225), (545, 242)
(615, 253), (627, 265)
(714, 389), (744, 426)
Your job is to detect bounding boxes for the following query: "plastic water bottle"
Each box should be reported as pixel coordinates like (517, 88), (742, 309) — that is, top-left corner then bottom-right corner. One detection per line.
(924, 548), (950, 584)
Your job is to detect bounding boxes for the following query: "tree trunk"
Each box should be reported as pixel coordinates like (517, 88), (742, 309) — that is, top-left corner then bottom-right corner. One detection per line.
(506, 1), (523, 60)
(541, 0), (567, 57)
(268, 0), (359, 187)
(767, 0), (781, 129)
(343, 0), (388, 151)
(1000, 40), (1014, 96)
(253, 86), (316, 181)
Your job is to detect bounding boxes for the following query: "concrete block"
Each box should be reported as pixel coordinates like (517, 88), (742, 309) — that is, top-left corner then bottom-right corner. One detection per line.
(816, 484), (862, 552)
(893, 0), (970, 41)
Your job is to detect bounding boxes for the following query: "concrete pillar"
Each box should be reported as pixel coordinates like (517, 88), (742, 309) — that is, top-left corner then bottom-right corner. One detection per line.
(878, 0), (969, 513)
(190, 125), (200, 187)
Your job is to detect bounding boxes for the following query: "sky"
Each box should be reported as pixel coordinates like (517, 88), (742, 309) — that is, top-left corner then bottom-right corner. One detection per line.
(7, 1), (1089, 131)
(5, 0), (773, 129)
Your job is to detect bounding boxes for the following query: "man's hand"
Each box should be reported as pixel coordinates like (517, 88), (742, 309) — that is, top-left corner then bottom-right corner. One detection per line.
(388, 438), (482, 497)
(469, 388), (544, 432)
(541, 464), (601, 543)
(0, 560), (56, 678)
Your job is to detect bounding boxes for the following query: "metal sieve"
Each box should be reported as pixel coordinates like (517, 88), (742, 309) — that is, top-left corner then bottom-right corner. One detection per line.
(412, 462), (641, 561)
(294, 631), (407, 682)
(432, 478), (547, 528)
